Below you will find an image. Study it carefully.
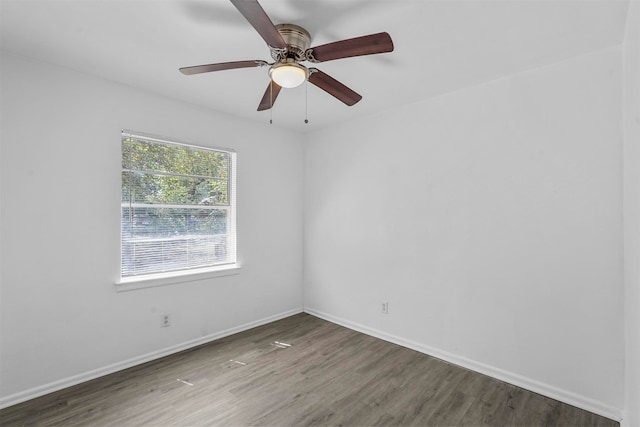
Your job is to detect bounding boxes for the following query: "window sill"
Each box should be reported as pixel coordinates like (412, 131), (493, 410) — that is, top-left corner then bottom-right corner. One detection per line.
(115, 264), (241, 292)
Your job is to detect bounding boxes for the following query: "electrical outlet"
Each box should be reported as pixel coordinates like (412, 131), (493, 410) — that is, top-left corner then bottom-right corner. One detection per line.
(381, 301), (388, 314)
(161, 314), (171, 327)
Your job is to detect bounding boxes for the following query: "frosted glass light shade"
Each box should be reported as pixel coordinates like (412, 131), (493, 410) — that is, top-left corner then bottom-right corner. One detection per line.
(270, 63), (308, 88)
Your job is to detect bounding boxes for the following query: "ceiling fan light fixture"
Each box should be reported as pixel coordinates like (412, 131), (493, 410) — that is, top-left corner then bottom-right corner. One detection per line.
(269, 63), (308, 88)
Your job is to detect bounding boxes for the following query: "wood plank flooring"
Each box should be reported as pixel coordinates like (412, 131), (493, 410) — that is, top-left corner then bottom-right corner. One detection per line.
(0, 313), (619, 426)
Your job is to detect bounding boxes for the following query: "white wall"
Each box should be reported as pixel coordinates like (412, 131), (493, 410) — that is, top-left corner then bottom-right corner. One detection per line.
(0, 53), (304, 404)
(623, 2), (640, 425)
(304, 47), (625, 418)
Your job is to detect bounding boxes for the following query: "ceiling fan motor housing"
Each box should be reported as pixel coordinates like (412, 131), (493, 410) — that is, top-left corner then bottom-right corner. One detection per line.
(272, 24), (311, 62)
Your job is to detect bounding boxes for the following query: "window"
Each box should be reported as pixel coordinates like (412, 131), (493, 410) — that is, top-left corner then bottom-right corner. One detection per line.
(120, 131), (236, 282)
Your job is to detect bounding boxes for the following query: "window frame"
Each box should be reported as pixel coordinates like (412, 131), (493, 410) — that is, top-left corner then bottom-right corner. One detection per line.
(116, 130), (239, 291)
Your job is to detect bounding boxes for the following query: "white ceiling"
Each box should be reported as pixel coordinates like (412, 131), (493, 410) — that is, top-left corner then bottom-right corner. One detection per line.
(0, 0), (630, 133)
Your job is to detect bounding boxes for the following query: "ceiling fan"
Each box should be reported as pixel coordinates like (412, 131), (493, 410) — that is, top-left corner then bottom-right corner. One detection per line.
(179, 0), (394, 111)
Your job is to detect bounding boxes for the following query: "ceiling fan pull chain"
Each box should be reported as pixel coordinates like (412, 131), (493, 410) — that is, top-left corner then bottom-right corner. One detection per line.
(304, 80), (309, 124)
(270, 82), (273, 124)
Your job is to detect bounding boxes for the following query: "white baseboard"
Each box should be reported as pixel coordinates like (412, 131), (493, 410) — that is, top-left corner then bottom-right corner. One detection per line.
(304, 307), (623, 423)
(0, 308), (303, 410)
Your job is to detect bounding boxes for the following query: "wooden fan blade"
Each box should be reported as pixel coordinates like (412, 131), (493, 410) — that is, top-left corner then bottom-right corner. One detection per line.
(180, 60), (267, 75)
(258, 81), (282, 111)
(308, 69), (362, 106)
(230, 0), (286, 49)
(306, 32), (393, 63)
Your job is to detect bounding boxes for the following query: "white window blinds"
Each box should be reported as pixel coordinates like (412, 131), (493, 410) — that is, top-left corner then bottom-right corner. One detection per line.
(121, 131), (236, 279)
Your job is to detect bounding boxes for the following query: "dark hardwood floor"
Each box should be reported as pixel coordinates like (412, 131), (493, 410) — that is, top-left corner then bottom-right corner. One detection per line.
(0, 313), (618, 426)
